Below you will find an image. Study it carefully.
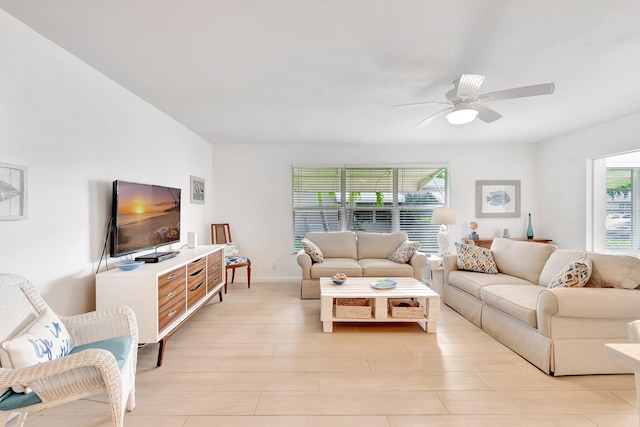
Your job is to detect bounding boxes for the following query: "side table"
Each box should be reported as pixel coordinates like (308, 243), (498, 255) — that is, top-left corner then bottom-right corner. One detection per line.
(425, 255), (444, 297)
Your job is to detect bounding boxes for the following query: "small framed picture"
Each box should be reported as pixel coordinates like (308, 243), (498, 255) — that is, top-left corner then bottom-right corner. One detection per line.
(0, 162), (28, 220)
(190, 175), (205, 205)
(476, 180), (521, 218)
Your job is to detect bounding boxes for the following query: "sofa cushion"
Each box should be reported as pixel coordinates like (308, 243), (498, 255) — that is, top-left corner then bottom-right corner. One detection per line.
(490, 238), (555, 284)
(547, 255), (592, 288)
(356, 232), (408, 260)
(539, 249), (640, 289)
(358, 258), (415, 277)
(388, 240), (420, 264)
(587, 252), (640, 289)
(481, 284), (545, 328)
(448, 271), (534, 299)
(301, 238), (324, 263)
(310, 258), (362, 279)
(306, 231), (357, 259)
(454, 242), (498, 274)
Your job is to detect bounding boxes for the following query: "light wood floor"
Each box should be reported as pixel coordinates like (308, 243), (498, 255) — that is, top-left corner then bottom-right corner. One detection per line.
(22, 282), (639, 427)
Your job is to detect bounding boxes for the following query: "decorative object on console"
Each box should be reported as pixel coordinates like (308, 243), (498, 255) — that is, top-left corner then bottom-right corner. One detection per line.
(476, 180), (521, 218)
(0, 162), (27, 220)
(527, 213), (534, 239)
(115, 260), (144, 271)
(468, 221), (479, 240)
(211, 223), (251, 293)
(432, 207), (456, 254)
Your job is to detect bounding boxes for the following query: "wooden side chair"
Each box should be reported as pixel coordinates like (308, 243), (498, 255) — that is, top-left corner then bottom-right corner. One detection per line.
(211, 223), (251, 293)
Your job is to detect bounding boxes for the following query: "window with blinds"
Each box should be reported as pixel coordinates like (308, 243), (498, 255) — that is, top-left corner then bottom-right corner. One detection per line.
(292, 166), (448, 253)
(606, 168), (638, 255)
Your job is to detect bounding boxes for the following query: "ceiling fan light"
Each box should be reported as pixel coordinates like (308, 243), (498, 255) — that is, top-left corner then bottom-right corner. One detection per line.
(446, 107), (478, 125)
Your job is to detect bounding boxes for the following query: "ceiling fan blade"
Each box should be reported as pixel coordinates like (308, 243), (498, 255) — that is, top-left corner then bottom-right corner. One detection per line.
(478, 83), (555, 102)
(413, 107), (453, 128)
(456, 74), (485, 99)
(473, 104), (502, 123)
(390, 101), (450, 108)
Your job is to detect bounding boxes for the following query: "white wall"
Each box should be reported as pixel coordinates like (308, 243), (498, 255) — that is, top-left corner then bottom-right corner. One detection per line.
(0, 11), (213, 314)
(211, 142), (540, 282)
(538, 112), (640, 250)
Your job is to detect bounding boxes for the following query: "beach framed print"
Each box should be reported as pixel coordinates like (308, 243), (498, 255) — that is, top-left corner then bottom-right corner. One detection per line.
(0, 162), (27, 220)
(190, 175), (205, 204)
(476, 180), (520, 218)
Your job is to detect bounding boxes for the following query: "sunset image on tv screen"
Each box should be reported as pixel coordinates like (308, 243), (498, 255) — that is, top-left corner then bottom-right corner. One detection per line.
(116, 181), (181, 255)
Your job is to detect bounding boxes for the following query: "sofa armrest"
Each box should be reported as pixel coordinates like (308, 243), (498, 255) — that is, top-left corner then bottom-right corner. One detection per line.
(442, 254), (459, 283)
(409, 251), (427, 280)
(296, 250), (312, 280)
(537, 287), (640, 337)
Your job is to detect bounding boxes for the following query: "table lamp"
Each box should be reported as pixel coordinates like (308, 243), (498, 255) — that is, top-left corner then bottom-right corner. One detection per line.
(432, 207), (456, 254)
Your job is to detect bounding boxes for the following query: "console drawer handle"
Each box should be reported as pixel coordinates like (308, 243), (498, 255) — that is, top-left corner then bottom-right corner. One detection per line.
(167, 309), (177, 318)
(167, 273), (177, 281)
(167, 290), (177, 298)
(189, 281), (205, 292)
(190, 268), (204, 277)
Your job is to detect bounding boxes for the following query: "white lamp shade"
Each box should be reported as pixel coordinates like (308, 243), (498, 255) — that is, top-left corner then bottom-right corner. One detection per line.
(446, 107), (478, 125)
(432, 207), (456, 225)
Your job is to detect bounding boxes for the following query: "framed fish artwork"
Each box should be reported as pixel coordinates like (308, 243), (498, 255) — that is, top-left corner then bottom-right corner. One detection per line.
(476, 180), (520, 218)
(0, 162), (27, 220)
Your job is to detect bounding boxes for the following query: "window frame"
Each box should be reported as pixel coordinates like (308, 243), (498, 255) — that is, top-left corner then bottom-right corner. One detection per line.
(292, 165), (450, 253)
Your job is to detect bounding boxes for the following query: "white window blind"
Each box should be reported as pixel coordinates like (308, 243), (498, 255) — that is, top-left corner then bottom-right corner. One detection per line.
(606, 168), (639, 255)
(292, 166), (448, 252)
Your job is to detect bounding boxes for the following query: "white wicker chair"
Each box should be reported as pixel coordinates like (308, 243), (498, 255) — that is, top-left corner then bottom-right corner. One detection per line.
(0, 273), (137, 427)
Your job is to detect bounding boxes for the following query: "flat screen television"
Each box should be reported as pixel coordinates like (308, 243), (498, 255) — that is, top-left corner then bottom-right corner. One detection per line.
(111, 180), (181, 259)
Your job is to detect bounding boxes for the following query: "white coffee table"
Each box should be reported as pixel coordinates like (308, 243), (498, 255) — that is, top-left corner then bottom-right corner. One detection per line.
(319, 277), (440, 333)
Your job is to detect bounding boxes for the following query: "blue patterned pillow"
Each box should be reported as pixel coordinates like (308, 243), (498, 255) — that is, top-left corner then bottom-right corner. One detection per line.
(454, 242), (498, 274)
(548, 255), (592, 288)
(301, 238), (323, 263)
(0, 309), (74, 392)
(389, 240), (420, 264)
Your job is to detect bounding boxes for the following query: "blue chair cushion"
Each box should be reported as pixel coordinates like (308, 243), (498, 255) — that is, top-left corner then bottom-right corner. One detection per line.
(0, 336), (131, 411)
(226, 256), (250, 266)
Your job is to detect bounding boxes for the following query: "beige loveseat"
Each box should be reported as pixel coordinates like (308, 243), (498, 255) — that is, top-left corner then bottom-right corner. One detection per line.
(443, 237), (640, 376)
(296, 231), (427, 299)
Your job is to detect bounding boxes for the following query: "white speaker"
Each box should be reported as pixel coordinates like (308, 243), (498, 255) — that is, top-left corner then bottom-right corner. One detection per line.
(187, 232), (198, 248)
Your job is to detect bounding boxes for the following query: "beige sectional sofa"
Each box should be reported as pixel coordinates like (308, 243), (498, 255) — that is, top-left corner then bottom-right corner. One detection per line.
(296, 231), (427, 299)
(443, 237), (640, 376)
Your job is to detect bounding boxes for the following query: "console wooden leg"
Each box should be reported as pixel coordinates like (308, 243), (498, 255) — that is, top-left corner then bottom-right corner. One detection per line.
(247, 264), (251, 289)
(156, 339), (166, 367)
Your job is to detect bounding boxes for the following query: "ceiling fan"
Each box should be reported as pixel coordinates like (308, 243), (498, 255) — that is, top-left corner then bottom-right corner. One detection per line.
(392, 74), (555, 127)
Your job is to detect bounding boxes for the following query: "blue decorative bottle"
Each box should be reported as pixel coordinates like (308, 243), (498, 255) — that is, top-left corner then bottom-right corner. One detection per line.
(527, 213), (534, 239)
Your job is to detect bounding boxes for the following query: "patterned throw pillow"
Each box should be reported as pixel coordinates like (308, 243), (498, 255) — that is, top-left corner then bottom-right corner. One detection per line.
(0, 309), (74, 392)
(548, 255), (592, 288)
(389, 240), (421, 264)
(301, 238), (324, 263)
(454, 242), (499, 274)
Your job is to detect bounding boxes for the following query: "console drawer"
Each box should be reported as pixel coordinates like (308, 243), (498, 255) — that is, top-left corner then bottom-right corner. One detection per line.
(187, 258), (207, 308)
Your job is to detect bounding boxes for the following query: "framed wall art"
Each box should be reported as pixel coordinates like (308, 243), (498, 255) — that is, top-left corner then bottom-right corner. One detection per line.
(476, 180), (520, 218)
(0, 162), (28, 220)
(190, 175), (205, 204)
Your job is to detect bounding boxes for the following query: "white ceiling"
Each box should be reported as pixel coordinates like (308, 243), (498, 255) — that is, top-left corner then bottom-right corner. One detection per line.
(2, 0), (640, 145)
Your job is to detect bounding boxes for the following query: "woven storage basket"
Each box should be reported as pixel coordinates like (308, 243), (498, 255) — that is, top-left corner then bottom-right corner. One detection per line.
(335, 298), (372, 319)
(389, 299), (424, 319)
